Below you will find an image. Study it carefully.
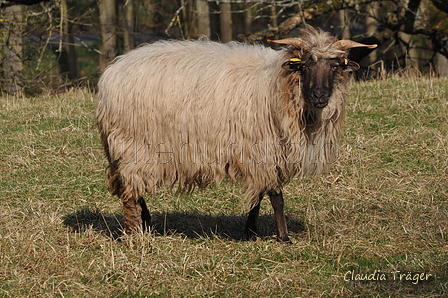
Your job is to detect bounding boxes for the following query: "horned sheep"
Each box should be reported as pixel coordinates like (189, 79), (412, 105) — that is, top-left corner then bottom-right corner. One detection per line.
(96, 27), (376, 242)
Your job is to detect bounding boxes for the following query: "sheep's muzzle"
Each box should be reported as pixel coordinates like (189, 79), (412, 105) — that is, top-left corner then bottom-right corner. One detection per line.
(309, 88), (330, 108)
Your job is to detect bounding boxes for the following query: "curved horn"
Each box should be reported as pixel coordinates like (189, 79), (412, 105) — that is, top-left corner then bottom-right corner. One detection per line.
(268, 38), (312, 50)
(332, 40), (377, 51)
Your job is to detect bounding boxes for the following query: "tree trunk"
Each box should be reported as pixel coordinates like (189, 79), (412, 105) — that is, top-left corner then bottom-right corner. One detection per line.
(338, 9), (350, 39)
(2, 5), (24, 94)
(180, 0), (195, 39)
(243, 3), (253, 35)
(404, 0), (422, 33)
(0, 0), (48, 7)
(123, 0), (135, 52)
(270, 4), (278, 40)
(98, 0), (117, 73)
(186, 0), (194, 39)
(431, 0), (448, 13)
(60, 0), (78, 81)
(196, 0), (210, 38)
(220, 3), (232, 42)
(361, 2), (381, 79)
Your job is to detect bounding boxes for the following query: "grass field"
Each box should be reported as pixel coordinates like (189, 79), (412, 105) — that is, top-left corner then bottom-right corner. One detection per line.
(0, 76), (447, 297)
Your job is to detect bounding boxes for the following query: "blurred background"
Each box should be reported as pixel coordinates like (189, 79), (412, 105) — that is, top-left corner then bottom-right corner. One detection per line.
(1, 0), (447, 94)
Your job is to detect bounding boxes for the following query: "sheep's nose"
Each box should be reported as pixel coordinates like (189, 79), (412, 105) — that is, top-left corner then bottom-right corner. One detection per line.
(310, 89), (330, 108)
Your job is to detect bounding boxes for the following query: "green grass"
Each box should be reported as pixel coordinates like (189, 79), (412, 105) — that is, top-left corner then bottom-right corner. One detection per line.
(1, 77), (447, 297)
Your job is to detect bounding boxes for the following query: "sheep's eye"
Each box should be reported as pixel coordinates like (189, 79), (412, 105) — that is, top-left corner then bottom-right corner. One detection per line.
(332, 57), (350, 70)
(332, 62), (340, 70)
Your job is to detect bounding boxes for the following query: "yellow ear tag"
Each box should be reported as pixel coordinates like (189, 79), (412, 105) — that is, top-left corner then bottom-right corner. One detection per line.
(343, 58), (348, 65)
(289, 58), (301, 64)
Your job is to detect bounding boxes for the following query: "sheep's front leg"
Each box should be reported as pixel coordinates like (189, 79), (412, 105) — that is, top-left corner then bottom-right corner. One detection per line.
(268, 190), (291, 243)
(245, 194), (264, 240)
(123, 197), (151, 234)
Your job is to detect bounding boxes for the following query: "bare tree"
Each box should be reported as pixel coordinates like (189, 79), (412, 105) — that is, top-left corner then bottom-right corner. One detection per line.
(220, 2), (232, 42)
(2, 5), (24, 94)
(0, 0), (48, 7)
(361, 1), (382, 78)
(196, 0), (210, 38)
(241, 0), (448, 70)
(2, 0), (448, 94)
(243, 3), (254, 36)
(98, 0), (117, 73)
(179, 0), (195, 39)
(60, 0), (78, 81)
(123, 0), (135, 52)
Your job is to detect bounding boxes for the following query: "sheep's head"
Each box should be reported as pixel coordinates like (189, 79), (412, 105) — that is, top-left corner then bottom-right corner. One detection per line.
(269, 28), (377, 109)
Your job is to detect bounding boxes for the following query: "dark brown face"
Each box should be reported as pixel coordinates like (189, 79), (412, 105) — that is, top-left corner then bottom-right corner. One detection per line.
(301, 57), (336, 108)
(283, 53), (360, 109)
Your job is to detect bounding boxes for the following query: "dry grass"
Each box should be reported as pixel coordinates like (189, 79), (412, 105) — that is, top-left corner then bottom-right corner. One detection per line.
(0, 76), (447, 297)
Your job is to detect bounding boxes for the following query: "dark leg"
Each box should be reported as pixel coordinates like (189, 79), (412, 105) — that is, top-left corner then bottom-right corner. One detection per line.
(123, 198), (140, 234)
(268, 190), (291, 243)
(107, 159), (151, 234)
(123, 196), (151, 234)
(138, 196), (151, 232)
(245, 194), (264, 240)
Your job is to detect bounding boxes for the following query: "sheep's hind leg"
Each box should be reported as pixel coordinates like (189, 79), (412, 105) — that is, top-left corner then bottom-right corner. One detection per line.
(123, 196), (151, 234)
(139, 196), (151, 232)
(268, 190), (291, 243)
(245, 193), (264, 240)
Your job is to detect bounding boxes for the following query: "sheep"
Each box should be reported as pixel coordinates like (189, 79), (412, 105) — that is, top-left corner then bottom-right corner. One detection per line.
(96, 27), (376, 243)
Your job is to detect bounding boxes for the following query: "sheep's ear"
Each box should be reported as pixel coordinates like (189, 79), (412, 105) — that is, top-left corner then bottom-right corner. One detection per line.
(282, 57), (302, 71)
(344, 61), (360, 72)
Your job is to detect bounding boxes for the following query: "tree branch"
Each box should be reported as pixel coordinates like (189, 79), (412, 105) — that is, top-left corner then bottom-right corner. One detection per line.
(241, 0), (448, 61)
(431, 0), (448, 13)
(0, 0), (49, 7)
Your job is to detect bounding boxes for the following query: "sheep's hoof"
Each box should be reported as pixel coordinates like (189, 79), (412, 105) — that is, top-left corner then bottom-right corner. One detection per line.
(245, 228), (259, 241)
(276, 236), (293, 244)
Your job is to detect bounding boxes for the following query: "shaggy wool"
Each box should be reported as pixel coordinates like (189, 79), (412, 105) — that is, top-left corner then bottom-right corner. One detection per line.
(96, 29), (348, 208)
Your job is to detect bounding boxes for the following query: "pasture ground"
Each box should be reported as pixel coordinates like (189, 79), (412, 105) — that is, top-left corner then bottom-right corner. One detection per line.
(0, 76), (447, 297)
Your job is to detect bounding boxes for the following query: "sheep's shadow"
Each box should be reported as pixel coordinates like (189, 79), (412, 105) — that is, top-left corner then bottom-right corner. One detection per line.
(63, 208), (306, 241)
(62, 208), (124, 239)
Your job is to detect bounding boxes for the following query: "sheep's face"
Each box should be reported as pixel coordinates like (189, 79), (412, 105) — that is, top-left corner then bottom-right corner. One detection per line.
(268, 28), (377, 109)
(282, 53), (360, 109)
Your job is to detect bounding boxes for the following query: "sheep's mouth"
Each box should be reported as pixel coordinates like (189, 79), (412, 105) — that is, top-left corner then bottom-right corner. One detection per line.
(312, 102), (328, 109)
(309, 96), (329, 109)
